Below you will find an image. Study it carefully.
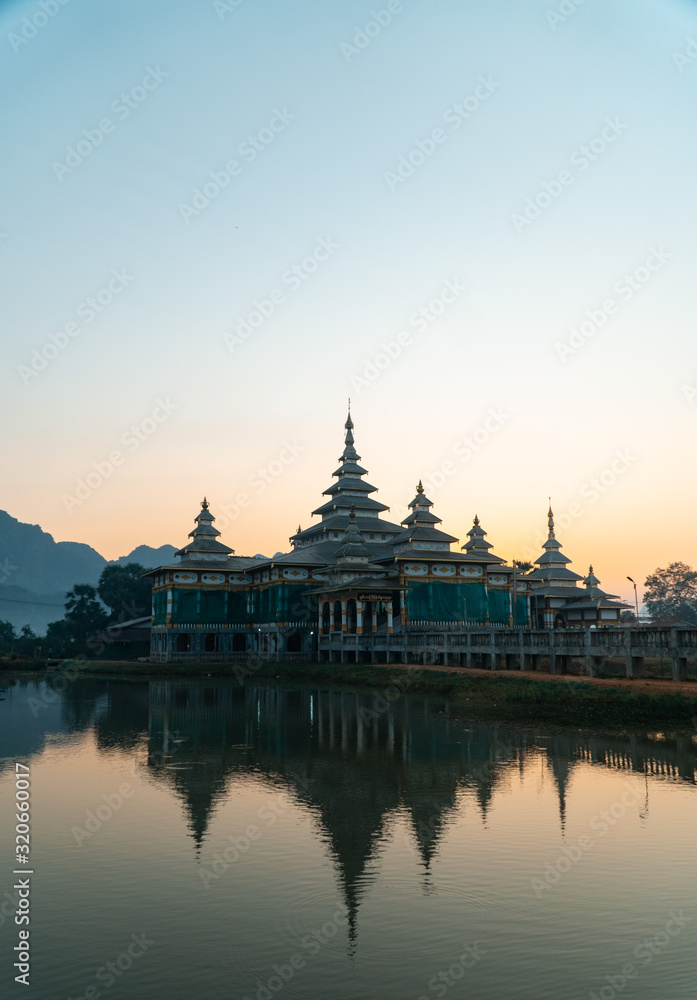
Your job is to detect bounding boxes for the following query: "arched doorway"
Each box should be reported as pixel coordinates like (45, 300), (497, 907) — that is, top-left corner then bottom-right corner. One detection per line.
(176, 634), (191, 653)
(204, 633), (218, 653)
(346, 599), (357, 633)
(232, 633), (247, 652)
(322, 602), (330, 633)
(287, 632), (302, 653)
(333, 601), (342, 631)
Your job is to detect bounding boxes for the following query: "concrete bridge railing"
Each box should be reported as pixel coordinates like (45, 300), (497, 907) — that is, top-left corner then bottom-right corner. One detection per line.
(319, 626), (697, 681)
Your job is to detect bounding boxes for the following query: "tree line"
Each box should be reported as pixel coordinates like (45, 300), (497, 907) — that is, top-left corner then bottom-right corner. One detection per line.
(0, 563), (150, 659)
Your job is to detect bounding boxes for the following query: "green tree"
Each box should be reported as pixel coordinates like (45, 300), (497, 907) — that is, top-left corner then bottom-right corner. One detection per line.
(45, 617), (78, 656)
(97, 563), (151, 622)
(643, 562), (697, 625)
(65, 583), (109, 638)
(0, 620), (15, 651)
(13, 624), (41, 658)
(513, 560), (534, 573)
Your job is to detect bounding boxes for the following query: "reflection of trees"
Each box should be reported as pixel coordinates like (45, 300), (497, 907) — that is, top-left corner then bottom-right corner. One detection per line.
(0, 676), (104, 778)
(59, 678), (112, 734)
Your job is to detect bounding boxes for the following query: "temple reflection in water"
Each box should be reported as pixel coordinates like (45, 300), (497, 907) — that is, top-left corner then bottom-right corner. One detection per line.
(1, 673), (696, 959)
(37, 678), (688, 946)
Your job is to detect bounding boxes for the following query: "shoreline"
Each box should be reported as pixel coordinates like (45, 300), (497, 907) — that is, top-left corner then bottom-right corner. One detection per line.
(3, 659), (697, 730)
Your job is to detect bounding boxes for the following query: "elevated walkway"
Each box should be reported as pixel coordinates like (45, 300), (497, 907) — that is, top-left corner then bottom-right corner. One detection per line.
(318, 626), (697, 681)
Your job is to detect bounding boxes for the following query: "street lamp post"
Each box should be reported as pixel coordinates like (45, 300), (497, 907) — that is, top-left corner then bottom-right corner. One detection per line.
(627, 577), (639, 620)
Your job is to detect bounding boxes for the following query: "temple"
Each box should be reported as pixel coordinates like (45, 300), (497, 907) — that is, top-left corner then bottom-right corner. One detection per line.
(146, 410), (629, 663)
(527, 503), (630, 628)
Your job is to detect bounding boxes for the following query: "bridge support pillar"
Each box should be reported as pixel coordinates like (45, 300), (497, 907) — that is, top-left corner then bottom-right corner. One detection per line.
(550, 654), (568, 675)
(672, 655), (688, 682)
(587, 655), (604, 678)
(626, 655), (645, 679)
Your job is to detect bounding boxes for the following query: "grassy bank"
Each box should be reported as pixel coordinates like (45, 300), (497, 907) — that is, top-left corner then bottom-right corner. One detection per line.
(5, 658), (697, 729)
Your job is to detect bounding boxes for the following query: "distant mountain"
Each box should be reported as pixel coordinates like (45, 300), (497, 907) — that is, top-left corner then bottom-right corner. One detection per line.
(0, 585), (69, 635)
(0, 510), (176, 634)
(112, 544), (177, 568)
(0, 510), (106, 593)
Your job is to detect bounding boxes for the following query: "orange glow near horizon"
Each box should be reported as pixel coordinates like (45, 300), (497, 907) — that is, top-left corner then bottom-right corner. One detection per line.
(10, 404), (694, 610)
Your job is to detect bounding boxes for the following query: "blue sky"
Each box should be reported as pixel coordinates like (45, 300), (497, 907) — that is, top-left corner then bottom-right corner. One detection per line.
(2, 0), (697, 600)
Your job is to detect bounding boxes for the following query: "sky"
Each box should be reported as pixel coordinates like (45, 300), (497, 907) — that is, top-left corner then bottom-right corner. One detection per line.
(3, 0), (697, 605)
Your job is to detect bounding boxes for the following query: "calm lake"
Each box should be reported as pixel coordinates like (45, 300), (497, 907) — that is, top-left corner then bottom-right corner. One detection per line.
(1, 675), (696, 1000)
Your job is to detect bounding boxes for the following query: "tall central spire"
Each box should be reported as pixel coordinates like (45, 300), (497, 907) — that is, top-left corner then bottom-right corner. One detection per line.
(339, 405), (360, 465)
(290, 409), (403, 548)
(527, 501), (582, 587)
(315, 409), (389, 518)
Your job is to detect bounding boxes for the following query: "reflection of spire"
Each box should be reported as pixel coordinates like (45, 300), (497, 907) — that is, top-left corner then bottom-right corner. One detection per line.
(476, 777), (494, 824)
(638, 767), (650, 822)
(405, 788), (460, 871)
(146, 750), (226, 855)
(548, 745), (573, 837)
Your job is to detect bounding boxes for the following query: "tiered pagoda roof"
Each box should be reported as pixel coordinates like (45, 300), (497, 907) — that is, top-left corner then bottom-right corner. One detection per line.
(174, 498), (233, 563)
(526, 503), (584, 592)
(145, 498), (257, 574)
(289, 408), (403, 549)
(335, 506), (372, 565)
(526, 504), (630, 613)
(562, 565), (630, 613)
(388, 481), (458, 553)
(461, 515), (506, 565)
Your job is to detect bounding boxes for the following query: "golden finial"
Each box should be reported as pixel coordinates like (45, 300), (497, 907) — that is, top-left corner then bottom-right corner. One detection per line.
(547, 498), (555, 538)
